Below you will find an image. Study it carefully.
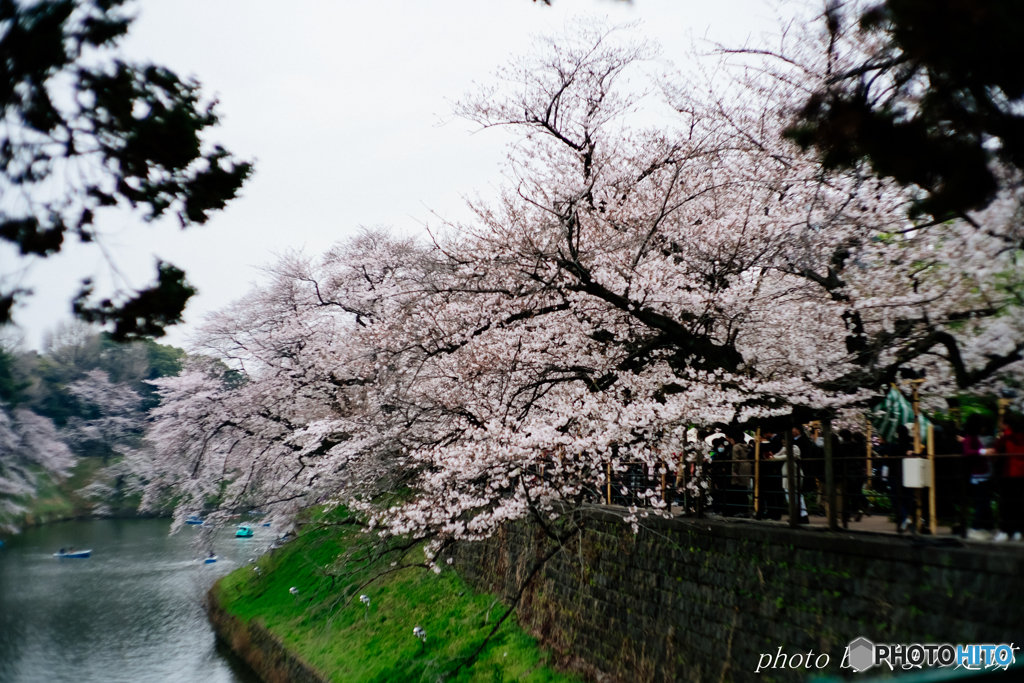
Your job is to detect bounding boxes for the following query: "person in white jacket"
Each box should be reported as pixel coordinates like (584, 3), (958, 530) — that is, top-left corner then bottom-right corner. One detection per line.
(766, 439), (809, 523)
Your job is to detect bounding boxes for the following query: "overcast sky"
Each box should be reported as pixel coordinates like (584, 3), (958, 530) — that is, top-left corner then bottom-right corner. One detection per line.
(7, 0), (800, 351)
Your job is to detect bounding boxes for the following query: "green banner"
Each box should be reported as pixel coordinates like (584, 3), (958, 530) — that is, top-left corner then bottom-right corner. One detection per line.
(871, 386), (931, 445)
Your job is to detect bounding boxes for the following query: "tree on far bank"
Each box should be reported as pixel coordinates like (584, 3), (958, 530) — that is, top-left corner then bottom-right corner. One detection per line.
(0, 345), (30, 405)
(0, 405), (75, 532)
(0, 321), (184, 529)
(28, 320), (184, 425)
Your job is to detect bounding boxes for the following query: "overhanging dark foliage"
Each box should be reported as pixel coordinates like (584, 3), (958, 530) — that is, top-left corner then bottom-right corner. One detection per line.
(0, 0), (252, 333)
(785, 0), (1024, 219)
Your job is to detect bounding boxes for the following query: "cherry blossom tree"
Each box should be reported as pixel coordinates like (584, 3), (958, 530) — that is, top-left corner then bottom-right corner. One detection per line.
(144, 20), (1023, 559)
(63, 369), (144, 455)
(140, 235), (428, 528)
(0, 325), (187, 528)
(59, 369), (152, 514)
(0, 405), (74, 531)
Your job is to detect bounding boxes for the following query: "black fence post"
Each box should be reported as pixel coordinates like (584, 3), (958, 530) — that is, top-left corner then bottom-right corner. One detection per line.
(606, 462), (612, 506)
(824, 418), (837, 531)
(786, 429), (798, 527)
(753, 428), (761, 520)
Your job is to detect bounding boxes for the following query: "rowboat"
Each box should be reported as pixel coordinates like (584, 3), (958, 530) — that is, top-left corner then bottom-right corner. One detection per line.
(54, 549), (91, 558)
(204, 555), (218, 564)
(236, 524), (254, 538)
(185, 515), (204, 525)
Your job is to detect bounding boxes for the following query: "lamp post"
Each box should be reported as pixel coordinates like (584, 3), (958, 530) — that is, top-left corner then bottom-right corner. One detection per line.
(753, 428), (761, 520)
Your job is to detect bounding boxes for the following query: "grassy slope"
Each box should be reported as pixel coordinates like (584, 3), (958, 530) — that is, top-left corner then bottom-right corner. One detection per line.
(215, 512), (578, 683)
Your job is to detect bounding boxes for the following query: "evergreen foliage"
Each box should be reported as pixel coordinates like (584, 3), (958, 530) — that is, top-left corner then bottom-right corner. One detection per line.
(785, 0), (1024, 219)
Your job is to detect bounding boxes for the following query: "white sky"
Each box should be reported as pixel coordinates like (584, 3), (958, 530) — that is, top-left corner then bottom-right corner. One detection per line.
(7, 0), (798, 351)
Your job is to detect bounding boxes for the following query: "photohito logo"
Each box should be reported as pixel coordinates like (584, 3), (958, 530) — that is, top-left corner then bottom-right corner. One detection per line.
(839, 637), (1018, 673)
(845, 637), (874, 672)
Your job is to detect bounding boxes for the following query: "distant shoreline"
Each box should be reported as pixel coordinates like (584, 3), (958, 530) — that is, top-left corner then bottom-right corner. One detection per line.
(15, 507), (171, 532)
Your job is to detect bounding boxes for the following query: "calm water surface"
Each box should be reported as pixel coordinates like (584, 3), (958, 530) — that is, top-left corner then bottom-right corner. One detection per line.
(0, 518), (268, 683)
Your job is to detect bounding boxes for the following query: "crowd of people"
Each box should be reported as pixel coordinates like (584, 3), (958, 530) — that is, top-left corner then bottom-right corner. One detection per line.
(604, 412), (1024, 542)
(959, 413), (1024, 541)
(703, 425), (868, 526)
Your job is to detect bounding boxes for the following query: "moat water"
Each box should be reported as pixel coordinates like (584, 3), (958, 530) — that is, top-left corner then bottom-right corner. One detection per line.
(0, 518), (266, 683)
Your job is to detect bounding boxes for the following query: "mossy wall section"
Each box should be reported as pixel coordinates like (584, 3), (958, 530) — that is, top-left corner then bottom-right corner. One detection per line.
(208, 590), (328, 683)
(455, 511), (1024, 683)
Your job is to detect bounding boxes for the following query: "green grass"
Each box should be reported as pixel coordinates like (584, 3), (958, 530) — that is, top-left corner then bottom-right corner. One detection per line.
(215, 510), (578, 683)
(23, 470), (78, 519)
(64, 457), (107, 491)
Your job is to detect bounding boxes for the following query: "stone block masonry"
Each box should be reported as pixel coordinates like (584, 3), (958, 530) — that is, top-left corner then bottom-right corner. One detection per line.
(454, 509), (1024, 683)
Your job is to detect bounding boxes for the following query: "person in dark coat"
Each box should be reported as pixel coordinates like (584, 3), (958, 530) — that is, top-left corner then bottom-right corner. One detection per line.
(709, 436), (731, 515)
(758, 430), (786, 520)
(962, 413), (996, 539)
(841, 430), (869, 521)
(794, 426), (822, 488)
(886, 425), (914, 532)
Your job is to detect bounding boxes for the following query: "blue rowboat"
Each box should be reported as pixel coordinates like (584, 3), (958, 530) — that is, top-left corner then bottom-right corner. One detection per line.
(54, 549), (91, 558)
(204, 555), (218, 564)
(185, 515), (204, 525)
(236, 524), (254, 538)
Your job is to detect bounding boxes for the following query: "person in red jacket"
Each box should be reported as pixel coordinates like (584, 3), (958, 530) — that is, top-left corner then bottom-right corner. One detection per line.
(993, 413), (1024, 542)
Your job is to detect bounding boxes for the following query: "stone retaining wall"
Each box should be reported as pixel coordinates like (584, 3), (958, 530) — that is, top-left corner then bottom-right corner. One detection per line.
(454, 510), (1024, 683)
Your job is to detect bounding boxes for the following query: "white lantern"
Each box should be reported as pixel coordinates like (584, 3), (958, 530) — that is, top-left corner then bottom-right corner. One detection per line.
(902, 458), (932, 489)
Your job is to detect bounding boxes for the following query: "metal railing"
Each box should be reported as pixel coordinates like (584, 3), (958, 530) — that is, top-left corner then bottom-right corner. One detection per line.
(593, 430), (1024, 539)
